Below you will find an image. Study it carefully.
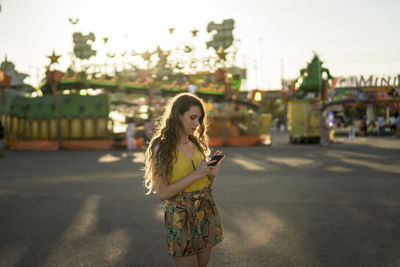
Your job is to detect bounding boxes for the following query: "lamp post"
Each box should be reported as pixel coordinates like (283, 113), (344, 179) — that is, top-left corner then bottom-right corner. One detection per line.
(46, 50), (63, 149)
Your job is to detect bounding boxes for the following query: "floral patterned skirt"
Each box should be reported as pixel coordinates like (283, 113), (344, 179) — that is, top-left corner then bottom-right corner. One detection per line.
(164, 187), (223, 256)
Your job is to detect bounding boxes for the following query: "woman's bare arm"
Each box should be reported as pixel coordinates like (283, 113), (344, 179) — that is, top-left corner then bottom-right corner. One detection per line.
(155, 171), (203, 201)
(207, 175), (215, 186)
(152, 145), (210, 201)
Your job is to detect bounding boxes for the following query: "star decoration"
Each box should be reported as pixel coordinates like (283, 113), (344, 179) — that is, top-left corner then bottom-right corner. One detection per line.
(217, 49), (228, 61)
(168, 27), (175, 34)
(47, 50), (61, 65)
(141, 50), (154, 61)
(103, 37), (109, 44)
(191, 29), (199, 37)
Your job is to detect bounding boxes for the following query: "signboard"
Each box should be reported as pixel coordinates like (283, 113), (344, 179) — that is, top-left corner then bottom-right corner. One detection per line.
(327, 87), (400, 102)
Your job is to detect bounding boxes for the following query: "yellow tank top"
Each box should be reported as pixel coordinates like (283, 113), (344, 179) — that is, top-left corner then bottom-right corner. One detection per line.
(169, 145), (210, 192)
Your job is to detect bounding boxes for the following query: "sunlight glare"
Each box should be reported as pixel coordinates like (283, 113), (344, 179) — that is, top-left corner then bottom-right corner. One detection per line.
(231, 157), (266, 171)
(154, 205), (164, 222)
(132, 152), (145, 163)
(222, 209), (283, 249)
(325, 166), (353, 172)
(103, 229), (131, 265)
(266, 157), (315, 168)
(326, 151), (400, 174)
(63, 195), (101, 242)
(44, 195), (101, 266)
(98, 153), (122, 163)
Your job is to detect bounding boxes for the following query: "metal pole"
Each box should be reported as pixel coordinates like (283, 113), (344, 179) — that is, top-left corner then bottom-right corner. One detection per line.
(51, 82), (62, 149)
(259, 38), (263, 89)
(318, 57), (321, 100)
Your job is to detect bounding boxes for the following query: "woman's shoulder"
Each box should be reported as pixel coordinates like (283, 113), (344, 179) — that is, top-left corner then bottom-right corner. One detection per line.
(152, 144), (159, 154)
(149, 138), (161, 154)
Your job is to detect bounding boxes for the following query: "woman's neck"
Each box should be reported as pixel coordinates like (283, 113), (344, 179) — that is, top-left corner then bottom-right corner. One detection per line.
(179, 135), (190, 145)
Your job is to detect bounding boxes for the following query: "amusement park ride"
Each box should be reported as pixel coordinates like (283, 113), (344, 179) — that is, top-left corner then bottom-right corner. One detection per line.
(283, 54), (334, 144)
(0, 18), (271, 150)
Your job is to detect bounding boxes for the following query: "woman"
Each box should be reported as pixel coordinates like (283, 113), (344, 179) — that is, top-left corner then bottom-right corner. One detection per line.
(126, 117), (136, 150)
(144, 93), (224, 267)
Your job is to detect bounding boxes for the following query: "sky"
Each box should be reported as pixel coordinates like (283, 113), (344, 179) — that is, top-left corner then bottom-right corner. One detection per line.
(0, 0), (400, 90)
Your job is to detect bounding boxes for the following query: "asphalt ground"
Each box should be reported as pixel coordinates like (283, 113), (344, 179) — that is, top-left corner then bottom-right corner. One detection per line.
(0, 139), (400, 267)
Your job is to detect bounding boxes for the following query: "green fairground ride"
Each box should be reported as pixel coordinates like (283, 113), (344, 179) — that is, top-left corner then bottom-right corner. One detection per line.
(294, 54), (334, 100)
(286, 54), (334, 143)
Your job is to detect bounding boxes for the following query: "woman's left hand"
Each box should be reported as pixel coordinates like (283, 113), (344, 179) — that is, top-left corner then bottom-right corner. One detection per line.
(208, 150), (225, 178)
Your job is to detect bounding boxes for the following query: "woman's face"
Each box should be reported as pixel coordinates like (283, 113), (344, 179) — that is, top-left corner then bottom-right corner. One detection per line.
(179, 105), (202, 136)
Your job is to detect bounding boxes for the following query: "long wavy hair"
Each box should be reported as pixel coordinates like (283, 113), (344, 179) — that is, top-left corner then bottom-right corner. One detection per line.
(144, 93), (210, 194)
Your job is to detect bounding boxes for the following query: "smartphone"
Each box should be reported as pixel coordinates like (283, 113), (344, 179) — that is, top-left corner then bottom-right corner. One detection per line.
(208, 154), (224, 166)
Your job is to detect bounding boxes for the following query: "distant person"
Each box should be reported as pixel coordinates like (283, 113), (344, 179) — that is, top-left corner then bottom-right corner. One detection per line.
(389, 114), (397, 136)
(367, 121), (377, 136)
(144, 116), (155, 144)
(188, 84), (198, 94)
(275, 117), (280, 131)
(377, 114), (385, 136)
(0, 119), (4, 157)
(280, 115), (287, 132)
(396, 115), (400, 138)
(126, 117), (136, 150)
(143, 93), (224, 267)
(362, 115), (367, 135)
(358, 116), (366, 136)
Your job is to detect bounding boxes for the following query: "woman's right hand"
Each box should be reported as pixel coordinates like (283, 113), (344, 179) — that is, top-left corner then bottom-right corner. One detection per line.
(195, 159), (210, 179)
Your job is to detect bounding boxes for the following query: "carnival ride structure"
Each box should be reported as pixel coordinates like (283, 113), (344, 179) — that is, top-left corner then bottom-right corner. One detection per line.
(0, 19), (272, 150)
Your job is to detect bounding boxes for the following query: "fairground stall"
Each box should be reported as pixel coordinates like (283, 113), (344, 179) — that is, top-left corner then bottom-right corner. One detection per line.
(282, 54), (400, 145)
